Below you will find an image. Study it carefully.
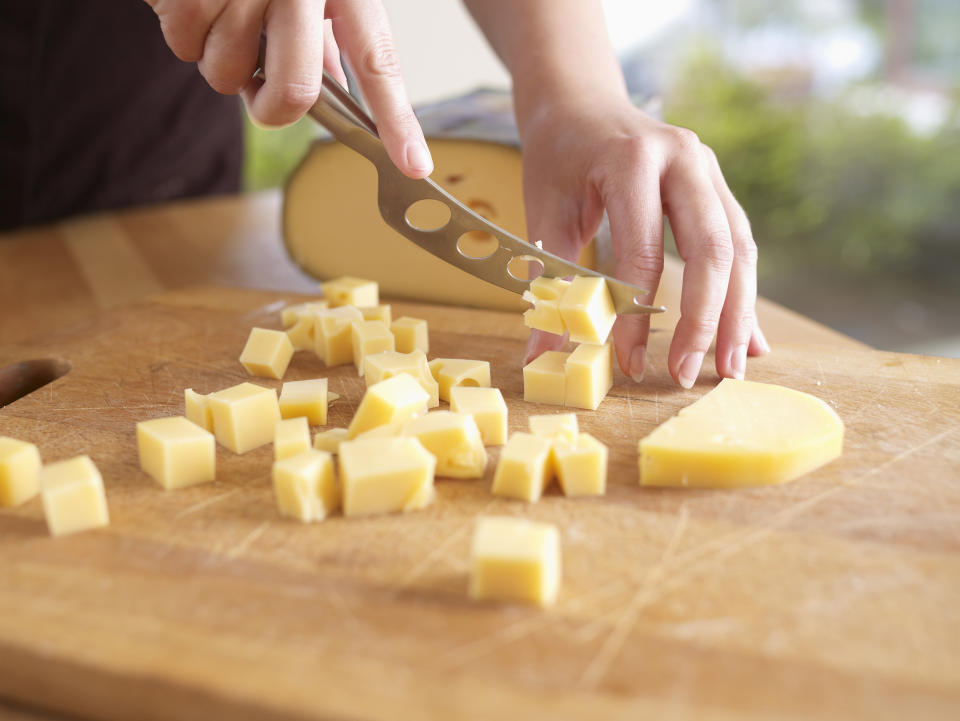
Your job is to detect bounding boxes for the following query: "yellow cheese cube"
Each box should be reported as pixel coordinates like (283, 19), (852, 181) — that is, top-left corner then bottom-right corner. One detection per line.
(338, 437), (436, 516)
(359, 304), (392, 325)
(529, 413), (579, 443)
(322, 276), (378, 308)
(273, 449), (339, 522)
(0, 437), (41, 507)
(351, 320), (395, 376)
(346, 373), (429, 439)
(449, 386), (508, 446)
(554, 432), (608, 497)
(565, 342), (613, 411)
(522, 351), (568, 405)
(428, 358), (491, 402)
(390, 316), (429, 354)
(239, 327), (294, 380)
(639, 378), (845, 488)
(314, 305), (363, 367)
(558, 276), (616, 345)
(522, 277), (571, 335)
(469, 516), (561, 607)
(314, 427), (349, 454)
(274, 417), (312, 460)
(279, 378), (332, 425)
(281, 300), (328, 327)
(355, 422), (403, 440)
(137, 416), (216, 490)
(402, 411), (487, 479)
(364, 350), (439, 408)
(208, 382), (281, 454)
(40, 456), (109, 536)
(282, 301), (329, 351)
(184, 388), (214, 432)
(491, 432), (553, 502)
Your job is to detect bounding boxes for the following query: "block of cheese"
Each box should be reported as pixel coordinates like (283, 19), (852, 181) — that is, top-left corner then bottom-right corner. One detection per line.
(184, 388), (214, 432)
(639, 378), (845, 488)
(208, 382), (281, 454)
(338, 437), (436, 516)
(274, 417), (312, 460)
(359, 304), (392, 325)
(529, 413), (579, 444)
(522, 277), (572, 336)
(364, 350), (439, 408)
(558, 276), (616, 345)
(282, 301), (329, 351)
(523, 351), (568, 406)
(469, 516), (561, 607)
(390, 316), (429, 354)
(279, 378), (333, 426)
(449, 386), (508, 446)
(351, 320), (395, 376)
(314, 427), (349, 454)
(554, 432), (608, 497)
(40, 455), (109, 536)
(314, 305), (364, 367)
(322, 276), (378, 308)
(137, 416), (216, 490)
(565, 343), (613, 411)
(239, 327), (294, 380)
(0, 437), (41, 507)
(402, 411), (487, 478)
(347, 373), (429, 439)
(428, 358), (491, 403)
(491, 432), (554, 502)
(273, 449), (340, 522)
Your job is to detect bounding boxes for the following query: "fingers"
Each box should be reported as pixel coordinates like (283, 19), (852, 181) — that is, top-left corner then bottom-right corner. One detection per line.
(327, 0), (432, 178)
(198, 0), (263, 95)
(323, 19), (348, 88)
(146, 0), (226, 62)
(749, 325), (771, 357)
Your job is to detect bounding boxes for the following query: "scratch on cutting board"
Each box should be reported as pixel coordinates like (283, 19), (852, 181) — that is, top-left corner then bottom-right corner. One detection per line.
(174, 488), (240, 519)
(224, 521), (269, 559)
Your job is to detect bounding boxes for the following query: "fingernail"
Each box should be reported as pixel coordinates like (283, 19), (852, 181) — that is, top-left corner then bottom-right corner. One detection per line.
(677, 351), (704, 389)
(629, 345), (646, 383)
(731, 344), (747, 380)
(405, 141), (433, 174)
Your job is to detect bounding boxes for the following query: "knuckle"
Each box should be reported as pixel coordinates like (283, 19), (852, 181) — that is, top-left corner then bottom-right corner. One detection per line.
(621, 252), (664, 281)
(272, 78), (321, 116)
(360, 34), (402, 79)
(699, 230), (735, 270)
(737, 236), (759, 267)
(684, 314), (722, 340)
(668, 126), (701, 156)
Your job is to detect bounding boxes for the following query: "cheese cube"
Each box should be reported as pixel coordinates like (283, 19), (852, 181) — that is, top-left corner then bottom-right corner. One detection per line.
(639, 378), (845, 488)
(364, 350), (439, 408)
(40, 456), (109, 536)
(351, 320), (395, 376)
(428, 358), (491, 402)
(208, 382), (281, 454)
(558, 276), (616, 345)
(314, 305), (363, 366)
(390, 316), (429, 354)
(347, 373), (429, 439)
(355, 422), (403, 440)
(322, 276), (378, 308)
(402, 411), (487, 479)
(273, 449), (339, 522)
(554, 432), (608, 497)
(274, 417), (311, 460)
(522, 277), (571, 335)
(491, 432), (553, 502)
(239, 327), (294, 380)
(469, 516), (561, 607)
(360, 304), (392, 325)
(282, 301), (329, 350)
(184, 388), (214, 432)
(137, 416), (216, 490)
(279, 378), (333, 426)
(529, 413), (579, 443)
(449, 386), (508, 446)
(565, 343), (612, 411)
(281, 300), (328, 327)
(339, 437), (436, 516)
(314, 427), (349, 454)
(0, 437), (41, 506)
(522, 351), (568, 406)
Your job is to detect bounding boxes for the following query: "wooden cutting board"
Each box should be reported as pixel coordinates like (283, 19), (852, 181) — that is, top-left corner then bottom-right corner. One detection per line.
(1, 286), (958, 721)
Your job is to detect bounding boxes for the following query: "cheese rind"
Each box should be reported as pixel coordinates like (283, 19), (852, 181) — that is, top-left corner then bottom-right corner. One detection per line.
(184, 388), (214, 432)
(137, 416), (216, 490)
(449, 386), (508, 446)
(40, 456), (109, 536)
(639, 378), (845, 488)
(346, 373), (429, 439)
(364, 350), (439, 408)
(428, 358), (491, 403)
(239, 328), (294, 380)
(469, 516), (561, 607)
(279, 378), (332, 426)
(313, 427), (349, 454)
(491, 432), (553, 502)
(565, 343), (613, 411)
(522, 277), (571, 336)
(555, 432), (608, 497)
(338, 437), (436, 516)
(0, 437), (41, 507)
(390, 316), (429, 354)
(522, 351), (568, 406)
(314, 305), (363, 367)
(273, 449), (339, 522)
(208, 382), (281, 454)
(402, 411), (487, 479)
(322, 276), (378, 308)
(351, 320), (396, 376)
(558, 276), (616, 345)
(274, 417), (312, 460)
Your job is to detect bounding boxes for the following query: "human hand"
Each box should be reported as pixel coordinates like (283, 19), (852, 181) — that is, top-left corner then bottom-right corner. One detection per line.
(520, 94), (770, 388)
(145, 0), (433, 178)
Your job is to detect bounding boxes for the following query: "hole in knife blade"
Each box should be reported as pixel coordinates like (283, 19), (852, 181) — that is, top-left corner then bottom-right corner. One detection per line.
(506, 255), (545, 282)
(404, 199), (451, 231)
(457, 231), (498, 259)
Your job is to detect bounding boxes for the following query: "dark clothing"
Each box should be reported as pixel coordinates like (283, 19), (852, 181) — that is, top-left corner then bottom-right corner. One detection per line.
(0, 0), (243, 231)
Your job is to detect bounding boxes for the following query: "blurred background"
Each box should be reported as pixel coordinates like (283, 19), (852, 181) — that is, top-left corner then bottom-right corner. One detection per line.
(245, 0), (960, 358)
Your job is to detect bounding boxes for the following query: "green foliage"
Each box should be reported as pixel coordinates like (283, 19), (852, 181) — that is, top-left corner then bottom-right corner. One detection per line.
(242, 116), (320, 191)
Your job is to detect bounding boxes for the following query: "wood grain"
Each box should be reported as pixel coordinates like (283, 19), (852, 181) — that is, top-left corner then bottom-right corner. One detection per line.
(0, 285), (957, 721)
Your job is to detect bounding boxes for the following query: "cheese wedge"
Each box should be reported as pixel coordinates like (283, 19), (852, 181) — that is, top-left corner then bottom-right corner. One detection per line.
(469, 516), (561, 607)
(638, 378), (845, 488)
